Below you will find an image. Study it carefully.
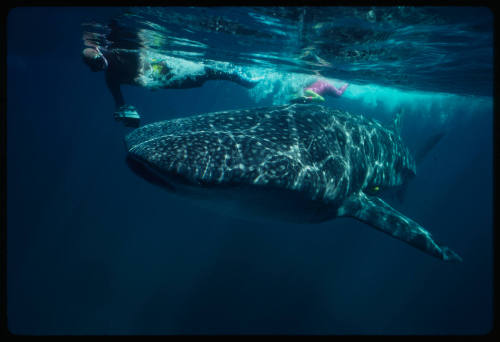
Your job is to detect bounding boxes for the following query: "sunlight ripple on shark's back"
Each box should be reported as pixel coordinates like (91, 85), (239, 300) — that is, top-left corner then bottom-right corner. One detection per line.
(125, 104), (462, 262)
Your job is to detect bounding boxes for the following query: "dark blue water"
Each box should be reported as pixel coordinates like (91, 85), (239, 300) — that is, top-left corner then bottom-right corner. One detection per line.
(6, 7), (493, 335)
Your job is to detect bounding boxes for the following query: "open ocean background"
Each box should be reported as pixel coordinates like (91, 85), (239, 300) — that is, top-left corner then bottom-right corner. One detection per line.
(6, 6), (493, 334)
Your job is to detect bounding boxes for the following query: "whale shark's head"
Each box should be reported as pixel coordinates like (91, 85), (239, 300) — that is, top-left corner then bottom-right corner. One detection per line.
(123, 116), (270, 194)
(124, 123), (219, 192)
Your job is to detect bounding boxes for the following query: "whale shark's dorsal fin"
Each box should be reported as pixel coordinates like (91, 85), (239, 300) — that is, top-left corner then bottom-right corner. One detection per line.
(390, 108), (403, 135)
(338, 192), (462, 262)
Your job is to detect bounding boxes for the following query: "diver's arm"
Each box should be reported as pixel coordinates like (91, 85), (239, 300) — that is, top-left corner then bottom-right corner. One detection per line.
(105, 73), (125, 109)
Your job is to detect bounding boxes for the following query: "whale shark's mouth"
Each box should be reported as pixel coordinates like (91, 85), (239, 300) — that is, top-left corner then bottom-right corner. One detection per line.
(126, 154), (181, 192)
(126, 152), (225, 197)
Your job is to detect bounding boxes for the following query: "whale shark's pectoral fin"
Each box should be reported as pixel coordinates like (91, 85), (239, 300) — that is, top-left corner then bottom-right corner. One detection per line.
(339, 192), (462, 262)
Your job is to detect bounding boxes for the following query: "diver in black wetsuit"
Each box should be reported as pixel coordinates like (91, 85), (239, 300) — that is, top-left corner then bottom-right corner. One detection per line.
(82, 22), (259, 127)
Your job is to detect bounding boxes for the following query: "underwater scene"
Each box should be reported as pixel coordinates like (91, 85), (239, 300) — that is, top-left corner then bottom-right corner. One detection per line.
(6, 6), (493, 334)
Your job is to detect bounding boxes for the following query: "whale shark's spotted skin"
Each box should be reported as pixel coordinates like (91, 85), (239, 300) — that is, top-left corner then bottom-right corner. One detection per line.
(126, 105), (411, 201)
(125, 104), (461, 262)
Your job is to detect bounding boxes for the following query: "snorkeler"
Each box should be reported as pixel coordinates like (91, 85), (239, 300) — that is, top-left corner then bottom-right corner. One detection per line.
(290, 79), (349, 104)
(82, 26), (259, 127)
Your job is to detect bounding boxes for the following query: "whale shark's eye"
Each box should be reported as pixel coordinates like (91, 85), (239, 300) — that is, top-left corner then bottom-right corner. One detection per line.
(365, 186), (381, 196)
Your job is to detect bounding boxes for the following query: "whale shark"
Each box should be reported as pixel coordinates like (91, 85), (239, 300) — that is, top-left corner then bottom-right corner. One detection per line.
(124, 104), (461, 262)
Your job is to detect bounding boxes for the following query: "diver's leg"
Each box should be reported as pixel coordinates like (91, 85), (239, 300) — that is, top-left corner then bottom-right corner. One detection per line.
(205, 67), (259, 88)
(329, 83), (349, 96)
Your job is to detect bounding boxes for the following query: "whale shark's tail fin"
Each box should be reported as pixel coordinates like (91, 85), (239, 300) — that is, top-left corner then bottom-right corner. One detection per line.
(340, 192), (462, 262)
(391, 130), (446, 204)
(415, 131), (446, 166)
